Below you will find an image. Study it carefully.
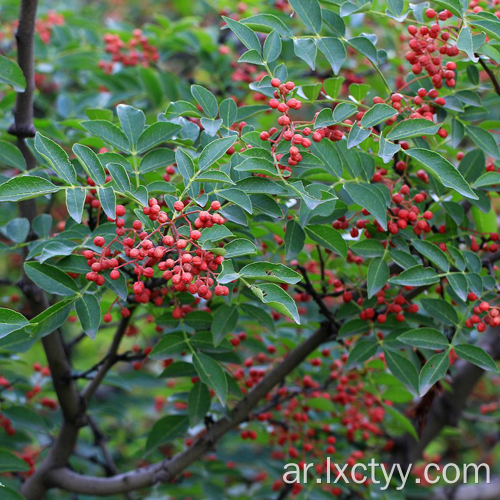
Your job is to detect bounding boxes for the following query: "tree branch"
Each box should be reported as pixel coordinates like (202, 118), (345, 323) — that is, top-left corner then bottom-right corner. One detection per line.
(476, 54), (500, 97)
(8, 0), (38, 138)
(391, 325), (500, 467)
(45, 321), (336, 496)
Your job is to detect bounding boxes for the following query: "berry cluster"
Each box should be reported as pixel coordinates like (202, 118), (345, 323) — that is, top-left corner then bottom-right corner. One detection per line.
(0, 414), (15, 436)
(465, 300), (500, 331)
(99, 29), (159, 73)
(406, 13), (458, 89)
(332, 184), (433, 239)
(35, 10), (64, 44)
(83, 198), (230, 321)
(259, 78), (322, 174)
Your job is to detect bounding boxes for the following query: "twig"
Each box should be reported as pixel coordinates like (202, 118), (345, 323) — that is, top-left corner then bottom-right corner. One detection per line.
(82, 310), (135, 401)
(476, 54), (500, 97)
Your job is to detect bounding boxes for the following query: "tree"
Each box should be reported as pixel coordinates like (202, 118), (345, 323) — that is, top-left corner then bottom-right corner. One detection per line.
(0, 0), (500, 498)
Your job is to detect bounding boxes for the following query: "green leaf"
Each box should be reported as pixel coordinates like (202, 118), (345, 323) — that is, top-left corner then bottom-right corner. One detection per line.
(0, 308), (29, 339)
(212, 305), (239, 346)
(218, 188), (252, 214)
(224, 238), (257, 258)
(29, 299), (73, 338)
(317, 38), (346, 75)
(454, 344), (499, 373)
(75, 294), (101, 340)
(158, 361), (197, 379)
(251, 283), (300, 324)
(175, 148), (195, 180)
(307, 397), (335, 412)
(339, 319), (370, 338)
(351, 239), (384, 258)
(383, 404), (418, 440)
(240, 303), (275, 333)
(193, 352), (228, 405)
(344, 183), (387, 230)
(197, 171), (235, 184)
(347, 122), (371, 148)
(223, 16), (261, 53)
(241, 13), (293, 37)
(198, 228), (233, 248)
(235, 157), (276, 176)
(136, 122), (181, 154)
(24, 262), (78, 296)
(220, 98), (238, 127)
(447, 272), (468, 302)
(367, 257), (389, 298)
(387, 119), (440, 141)
(0, 448), (31, 473)
(419, 351), (450, 396)
(361, 104), (397, 128)
(188, 382), (211, 427)
(323, 76), (345, 98)
(289, 0), (323, 34)
(263, 30), (282, 62)
(412, 239), (449, 272)
(191, 85), (218, 119)
(81, 120), (131, 153)
(149, 332), (186, 359)
(293, 38), (317, 70)
(107, 163), (131, 192)
(199, 136), (237, 171)
(383, 348), (420, 395)
(466, 125), (500, 160)
(459, 149), (485, 183)
(73, 144), (106, 185)
(457, 26), (479, 62)
(346, 339), (378, 369)
(117, 104), (145, 150)
(66, 187), (86, 224)
(35, 133), (77, 185)
(0, 486), (28, 500)
(333, 102), (357, 123)
(378, 136), (401, 164)
(469, 12), (500, 43)
(184, 311), (213, 330)
(0, 140), (26, 170)
(347, 36), (378, 63)
(5, 217), (29, 243)
(201, 117), (223, 137)
(306, 224), (347, 259)
(421, 298), (458, 326)
(284, 219), (305, 260)
(98, 186), (116, 219)
(240, 262), (301, 284)
(405, 148), (478, 200)
(432, 0), (464, 17)
(0, 54), (26, 91)
(388, 265), (440, 286)
(398, 328), (449, 350)
(473, 172), (500, 188)
(309, 140), (342, 177)
(32, 214), (52, 238)
(146, 415), (189, 452)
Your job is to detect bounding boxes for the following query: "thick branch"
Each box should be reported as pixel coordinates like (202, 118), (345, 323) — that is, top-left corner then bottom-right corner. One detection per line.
(46, 321), (336, 495)
(392, 325), (500, 467)
(8, 0), (38, 138)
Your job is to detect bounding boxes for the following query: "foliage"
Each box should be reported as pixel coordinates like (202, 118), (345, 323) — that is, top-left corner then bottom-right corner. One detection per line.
(0, 0), (500, 498)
